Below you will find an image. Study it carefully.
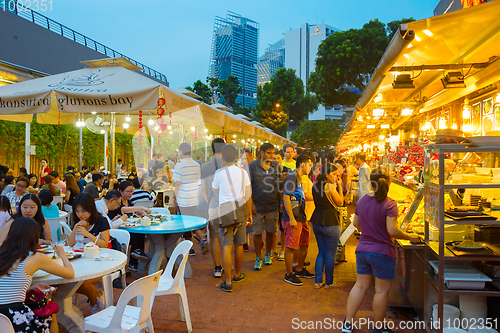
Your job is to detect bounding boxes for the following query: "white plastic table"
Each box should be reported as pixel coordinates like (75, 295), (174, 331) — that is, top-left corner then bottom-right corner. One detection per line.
(34, 248), (127, 333)
(121, 215), (207, 277)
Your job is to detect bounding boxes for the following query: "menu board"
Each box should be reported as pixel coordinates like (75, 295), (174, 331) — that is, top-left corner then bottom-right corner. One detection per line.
(472, 102), (482, 136)
(425, 183), (439, 228)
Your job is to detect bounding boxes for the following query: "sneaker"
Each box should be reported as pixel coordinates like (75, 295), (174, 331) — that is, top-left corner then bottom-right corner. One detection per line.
(131, 249), (149, 262)
(219, 281), (233, 292)
(189, 249), (195, 256)
(284, 272), (303, 286)
(295, 268), (315, 279)
(342, 320), (353, 333)
(304, 260), (311, 267)
(254, 257), (263, 270)
(271, 252), (279, 259)
(214, 266), (223, 278)
(128, 263), (138, 272)
(201, 239), (209, 255)
(232, 273), (246, 283)
(324, 281), (342, 289)
(371, 327), (398, 333)
(243, 242), (249, 252)
(278, 252), (285, 261)
(263, 253), (272, 265)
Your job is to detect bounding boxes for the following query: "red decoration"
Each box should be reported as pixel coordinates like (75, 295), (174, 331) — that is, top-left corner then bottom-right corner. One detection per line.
(139, 110), (143, 146)
(156, 91), (166, 146)
(157, 98), (166, 107)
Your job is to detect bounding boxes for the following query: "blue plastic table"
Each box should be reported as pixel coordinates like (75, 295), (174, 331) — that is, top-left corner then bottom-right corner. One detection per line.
(121, 215), (207, 276)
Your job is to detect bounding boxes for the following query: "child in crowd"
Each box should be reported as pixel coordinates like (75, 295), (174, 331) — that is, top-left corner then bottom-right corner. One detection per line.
(0, 195), (12, 231)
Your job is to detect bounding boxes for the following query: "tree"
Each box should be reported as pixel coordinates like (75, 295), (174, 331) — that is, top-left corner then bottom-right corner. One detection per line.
(290, 118), (344, 152)
(308, 18), (415, 107)
(185, 80), (212, 104)
(209, 75), (242, 109)
(255, 68), (319, 134)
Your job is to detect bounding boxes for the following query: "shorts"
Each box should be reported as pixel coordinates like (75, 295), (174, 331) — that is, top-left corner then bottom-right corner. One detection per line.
(278, 210), (284, 232)
(208, 207), (220, 239)
(252, 210), (279, 235)
(219, 222), (246, 246)
(356, 251), (396, 280)
(282, 220), (310, 250)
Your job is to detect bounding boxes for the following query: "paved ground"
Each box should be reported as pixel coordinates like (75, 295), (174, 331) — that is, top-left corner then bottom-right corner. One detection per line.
(64, 207), (423, 332)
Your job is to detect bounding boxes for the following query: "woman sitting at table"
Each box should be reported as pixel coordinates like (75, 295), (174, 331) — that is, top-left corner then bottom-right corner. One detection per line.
(1, 194), (52, 246)
(38, 189), (59, 219)
(118, 164), (128, 178)
(102, 172), (119, 191)
(5, 177), (30, 214)
(63, 174), (80, 211)
(0, 195), (12, 232)
(67, 192), (110, 314)
(128, 165), (138, 180)
(40, 175), (61, 197)
(27, 173), (39, 194)
(109, 181), (151, 270)
(0, 217), (74, 333)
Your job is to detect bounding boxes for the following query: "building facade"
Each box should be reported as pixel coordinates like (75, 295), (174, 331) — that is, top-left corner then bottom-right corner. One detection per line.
(284, 23), (344, 122)
(209, 11), (259, 108)
(256, 38), (285, 87)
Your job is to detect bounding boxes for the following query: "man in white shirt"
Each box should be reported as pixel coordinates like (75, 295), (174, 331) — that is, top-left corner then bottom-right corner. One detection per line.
(172, 142), (207, 255)
(356, 153), (372, 199)
(212, 144), (252, 292)
(115, 159), (123, 173)
(95, 189), (127, 229)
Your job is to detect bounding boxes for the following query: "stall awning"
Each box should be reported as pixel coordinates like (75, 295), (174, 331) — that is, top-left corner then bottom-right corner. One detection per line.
(337, 0), (500, 151)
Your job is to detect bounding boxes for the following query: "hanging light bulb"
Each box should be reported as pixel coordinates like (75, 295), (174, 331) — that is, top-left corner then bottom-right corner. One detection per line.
(91, 111), (96, 115)
(439, 116), (448, 129)
(123, 123), (129, 129)
(125, 115), (131, 122)
(167, 125), (171, 130)
(463, 98), (471, 119)
(148, 119), (155, 125)
(100, 129), (105, 134)
(191, 126), (195, 131)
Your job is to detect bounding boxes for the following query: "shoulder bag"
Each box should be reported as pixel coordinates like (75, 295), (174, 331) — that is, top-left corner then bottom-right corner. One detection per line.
(25, 289), (59, 318)
(217, 167), (248, 228)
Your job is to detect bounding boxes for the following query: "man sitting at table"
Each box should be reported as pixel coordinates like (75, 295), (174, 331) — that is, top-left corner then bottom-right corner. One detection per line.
(83, 173), (105, 200)
(50, 171), (66, 194)
(95, 189), (127, 229)
(130, 177), (156, 206)
(152, 168), (170, 191)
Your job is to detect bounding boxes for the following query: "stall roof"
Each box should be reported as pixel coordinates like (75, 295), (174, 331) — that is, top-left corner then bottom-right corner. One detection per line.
(337, 0), (500, 151)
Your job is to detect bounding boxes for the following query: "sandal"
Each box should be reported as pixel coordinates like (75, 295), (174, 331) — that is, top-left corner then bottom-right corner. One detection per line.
(314, 282), (325, 289)
(324, 281), (342, 289)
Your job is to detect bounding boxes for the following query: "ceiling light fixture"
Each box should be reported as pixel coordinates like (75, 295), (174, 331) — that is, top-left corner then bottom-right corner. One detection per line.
(392, 74), (415, 89)
(372, 108), (384, 117)
(381, 124), (390, 129)
(367, 124), (375, 129)
(401, 107), (413, 116)
(441, 71), (466, 88)
(415, 35), (422, 42)
(423, 29), (433, 37)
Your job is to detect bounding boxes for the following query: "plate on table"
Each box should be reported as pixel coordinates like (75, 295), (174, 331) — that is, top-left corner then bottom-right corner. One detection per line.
(445, 210), (485, 217)
(121, 223), (140, 228)
(449, 240), (486, 250)
(33, 270), (50, 278)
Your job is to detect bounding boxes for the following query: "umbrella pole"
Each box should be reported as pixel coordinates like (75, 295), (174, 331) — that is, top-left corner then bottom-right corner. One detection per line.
(79, 127), (83, 171)
(110, 113), (116, 174)
(104, 130), (108, 172)
(25, 123), (31, 174)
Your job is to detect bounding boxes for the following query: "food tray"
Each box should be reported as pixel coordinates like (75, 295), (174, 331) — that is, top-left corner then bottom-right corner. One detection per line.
(446, 242), (498, 256)
(445, 213), (497, 221)
(445, 211), (484, 217)
(429, 260), (472, 275)
(444, 272), (491, 290)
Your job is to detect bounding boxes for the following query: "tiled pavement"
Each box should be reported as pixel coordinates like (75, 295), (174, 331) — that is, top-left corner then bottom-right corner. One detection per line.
(64, 210), (422, 332)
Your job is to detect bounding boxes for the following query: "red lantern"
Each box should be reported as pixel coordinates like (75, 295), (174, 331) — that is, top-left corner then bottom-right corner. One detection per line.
(139, 110), (143, 146)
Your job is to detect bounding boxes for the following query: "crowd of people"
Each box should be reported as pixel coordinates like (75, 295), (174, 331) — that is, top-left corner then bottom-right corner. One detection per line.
(0, 141), (421, 333)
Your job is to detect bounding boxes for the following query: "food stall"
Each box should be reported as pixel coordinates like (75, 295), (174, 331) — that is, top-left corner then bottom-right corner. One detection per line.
(335, 2), (500, 331)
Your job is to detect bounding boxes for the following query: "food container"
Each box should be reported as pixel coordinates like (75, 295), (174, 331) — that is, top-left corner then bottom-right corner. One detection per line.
(84, 243), (99, 259)
(141, 217), (151, 227)
(481, 261), (500, 278)
(429, 260), (471, 275)
(432, 304), (461, 327)
(444, 272), (491, 290)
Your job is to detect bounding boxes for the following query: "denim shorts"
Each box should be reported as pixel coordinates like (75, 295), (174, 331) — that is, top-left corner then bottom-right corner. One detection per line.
(356, 251), (396, 280)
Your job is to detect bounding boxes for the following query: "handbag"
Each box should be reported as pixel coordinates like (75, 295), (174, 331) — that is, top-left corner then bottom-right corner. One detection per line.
(217, 167), (247, 228)
(25, 289), (59, 318)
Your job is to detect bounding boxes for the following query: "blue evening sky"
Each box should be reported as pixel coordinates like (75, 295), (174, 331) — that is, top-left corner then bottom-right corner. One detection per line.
(47, 0), (438, 88)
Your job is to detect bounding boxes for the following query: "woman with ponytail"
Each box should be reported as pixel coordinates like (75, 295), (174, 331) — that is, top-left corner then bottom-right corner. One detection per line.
(342, 167), (420, 333)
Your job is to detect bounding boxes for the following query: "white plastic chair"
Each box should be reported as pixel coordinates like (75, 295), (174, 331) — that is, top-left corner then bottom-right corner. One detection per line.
(51, 196), (63, 210)
(134, 200), (154, 208)
(101, 229), (131, 308)
(0, 314), (14, 333)
(59, 221), (73, 241)
(47, 217), (66, 242)
(149, 207), (171, 216)
(83, 270), (162, 333)
(155, 240), (193, 332)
